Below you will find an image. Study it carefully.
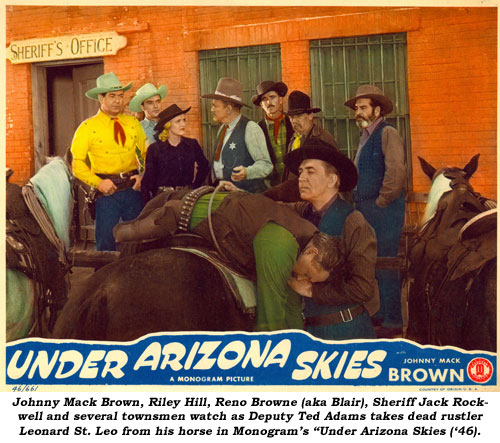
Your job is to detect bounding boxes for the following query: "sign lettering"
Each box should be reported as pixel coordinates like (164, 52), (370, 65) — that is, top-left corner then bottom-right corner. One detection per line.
(7, 32), (126, 64)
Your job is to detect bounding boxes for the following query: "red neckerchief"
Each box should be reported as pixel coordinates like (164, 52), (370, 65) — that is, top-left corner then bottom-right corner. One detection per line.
(266, 113), (285, 143)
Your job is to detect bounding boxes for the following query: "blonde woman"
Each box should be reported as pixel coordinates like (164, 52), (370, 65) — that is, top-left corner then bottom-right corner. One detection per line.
(141, 104), (210, 204)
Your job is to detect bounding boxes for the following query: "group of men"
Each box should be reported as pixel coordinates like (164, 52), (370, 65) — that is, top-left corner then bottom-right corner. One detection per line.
(71, 71), (406, 340)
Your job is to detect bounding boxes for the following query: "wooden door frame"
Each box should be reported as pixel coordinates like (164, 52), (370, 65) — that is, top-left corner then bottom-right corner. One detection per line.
(31, 58), (103, 171)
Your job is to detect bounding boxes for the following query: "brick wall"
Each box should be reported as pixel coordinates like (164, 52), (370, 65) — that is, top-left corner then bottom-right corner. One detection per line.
(407, 7), (497, 197)
(6, 6), (497, 200)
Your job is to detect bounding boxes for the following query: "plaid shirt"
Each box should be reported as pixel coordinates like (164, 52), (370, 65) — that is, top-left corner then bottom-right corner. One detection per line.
(264, 115), (288, 177)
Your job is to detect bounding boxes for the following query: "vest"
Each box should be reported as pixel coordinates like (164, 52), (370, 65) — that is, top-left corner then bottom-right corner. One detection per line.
(258, 116), (294, 185)
(355, 120), (392, 201)
(304, 198), (355, 317)
(215, 115), (266, 193)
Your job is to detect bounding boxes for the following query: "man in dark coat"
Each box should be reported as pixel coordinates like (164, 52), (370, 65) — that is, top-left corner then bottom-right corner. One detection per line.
(264, 90), (340, 202)
(252, 81), (294, 186)
(284, 139), (379, 340)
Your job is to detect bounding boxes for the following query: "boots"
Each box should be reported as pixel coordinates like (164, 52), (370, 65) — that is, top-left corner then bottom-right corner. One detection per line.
(113, 200), (182, 243)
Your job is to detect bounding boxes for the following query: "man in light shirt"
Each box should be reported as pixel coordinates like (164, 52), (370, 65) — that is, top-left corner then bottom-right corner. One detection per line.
(128, 83), (168, 144)
(202, 77), (272, 193)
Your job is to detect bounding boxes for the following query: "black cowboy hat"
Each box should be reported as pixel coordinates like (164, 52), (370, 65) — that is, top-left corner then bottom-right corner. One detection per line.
(251, 80), (288, 106)
(284, 139), (358, 192)
(155, 104), (191, 132)
(286, 90), (321, 116)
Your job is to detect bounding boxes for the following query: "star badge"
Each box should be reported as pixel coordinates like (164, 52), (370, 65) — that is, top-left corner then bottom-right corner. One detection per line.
(229, 142), (237, 150)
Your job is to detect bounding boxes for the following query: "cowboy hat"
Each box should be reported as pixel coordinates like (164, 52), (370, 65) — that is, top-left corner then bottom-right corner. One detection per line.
(344, 85), (393, 115)
(128, 83), (168, 112)
(85, 72), (133, 100)
(154, 104), (192, 132)
(286, 90), (321, 116)
(251, 80), (288, 106)
(201, 77), (250, 108)
(284, 139), (358, 192)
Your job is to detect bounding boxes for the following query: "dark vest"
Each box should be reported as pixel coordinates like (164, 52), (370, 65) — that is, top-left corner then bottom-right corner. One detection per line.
(355, 120), (392, 201)
(214, 115), (265, 193)
(304, 198), (355, 317)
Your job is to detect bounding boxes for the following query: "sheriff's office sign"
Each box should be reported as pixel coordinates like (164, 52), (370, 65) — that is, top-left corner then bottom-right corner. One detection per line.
(7, 32), (127, 64)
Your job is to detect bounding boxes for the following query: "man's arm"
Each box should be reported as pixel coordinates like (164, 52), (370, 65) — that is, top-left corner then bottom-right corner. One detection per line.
(311, 211), (378, 307)
(376, 126), (406, 207)
(240, 121), (273, 180)
(71, 122), (102, 188)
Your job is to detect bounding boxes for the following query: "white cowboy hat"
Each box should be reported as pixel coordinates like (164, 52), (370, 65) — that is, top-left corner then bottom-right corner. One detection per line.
(128, 83), (168, 112)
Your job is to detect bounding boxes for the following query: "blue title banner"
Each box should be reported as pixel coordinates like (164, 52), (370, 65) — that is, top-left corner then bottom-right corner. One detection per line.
(6, 332), (496, 386)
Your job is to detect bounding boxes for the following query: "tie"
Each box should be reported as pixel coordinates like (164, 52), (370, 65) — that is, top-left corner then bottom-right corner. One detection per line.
(266, 114), (284, 143)
(214, 124), (228, 161)
(291, 133), (302, 151)
(113, 118), (126, 146)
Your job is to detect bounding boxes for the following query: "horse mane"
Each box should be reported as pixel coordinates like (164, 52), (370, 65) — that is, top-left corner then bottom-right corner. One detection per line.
(423, 171), (451, 223)
(29, 157), (73, 248)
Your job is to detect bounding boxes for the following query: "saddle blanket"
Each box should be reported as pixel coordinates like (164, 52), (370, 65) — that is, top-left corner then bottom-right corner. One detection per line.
(170, 246), (257, 316)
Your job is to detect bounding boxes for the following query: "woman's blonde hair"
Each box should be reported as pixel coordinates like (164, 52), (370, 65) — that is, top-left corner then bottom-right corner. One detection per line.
(158, 121), (172, 142)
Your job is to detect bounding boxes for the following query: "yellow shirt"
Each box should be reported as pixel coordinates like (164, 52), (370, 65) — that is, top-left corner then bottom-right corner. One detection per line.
(71, 110), (147, 188)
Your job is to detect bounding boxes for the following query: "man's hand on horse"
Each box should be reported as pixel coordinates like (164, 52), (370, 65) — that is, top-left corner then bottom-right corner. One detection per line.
(219, 181), (239, 192)
(231, 166), (247, 181)
(97, 178), (117, 196)
(288, 276), (313, 298)
(131, 174), (142, 191)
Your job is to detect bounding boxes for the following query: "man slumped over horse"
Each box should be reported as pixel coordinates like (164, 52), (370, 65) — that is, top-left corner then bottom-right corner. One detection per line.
(114, 187), (345, 332)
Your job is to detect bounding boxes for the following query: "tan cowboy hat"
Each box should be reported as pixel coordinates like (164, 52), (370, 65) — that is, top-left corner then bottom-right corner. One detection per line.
(201, 77), (250, 108)
(252, 80), (288, 106)
(85, 72), (132, 100)
(344, 85), (393, 115)
(129, 83), (168, 112)
(284, 139), (358, 192)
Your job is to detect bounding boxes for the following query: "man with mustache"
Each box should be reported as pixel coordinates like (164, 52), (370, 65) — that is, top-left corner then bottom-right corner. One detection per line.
(252, 81), (294, 186)
(344, 85), (406, 338)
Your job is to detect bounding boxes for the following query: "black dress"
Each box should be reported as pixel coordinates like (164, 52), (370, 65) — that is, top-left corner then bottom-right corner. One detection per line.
(141, 136), (210, 204)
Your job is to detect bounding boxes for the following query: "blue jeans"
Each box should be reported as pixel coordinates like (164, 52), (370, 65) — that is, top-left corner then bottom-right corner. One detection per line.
(95, 188), (143, 251)
(356, 193), (405, 328)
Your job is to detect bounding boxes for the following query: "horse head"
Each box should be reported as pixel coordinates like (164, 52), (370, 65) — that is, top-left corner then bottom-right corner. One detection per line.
(411, 154), (489, 264)
(419, 154), (487, 234)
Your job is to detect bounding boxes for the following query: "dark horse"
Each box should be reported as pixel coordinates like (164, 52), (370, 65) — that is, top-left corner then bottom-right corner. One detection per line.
(52, 243), (254, 341)
(406, 154), (496, 352)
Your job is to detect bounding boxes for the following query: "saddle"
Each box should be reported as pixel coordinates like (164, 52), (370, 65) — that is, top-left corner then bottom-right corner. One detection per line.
(170, 243), (257, 316)
(120, 233), (257, 317)
(448, 208), (497, 282)
(6, 181), (68, 332)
